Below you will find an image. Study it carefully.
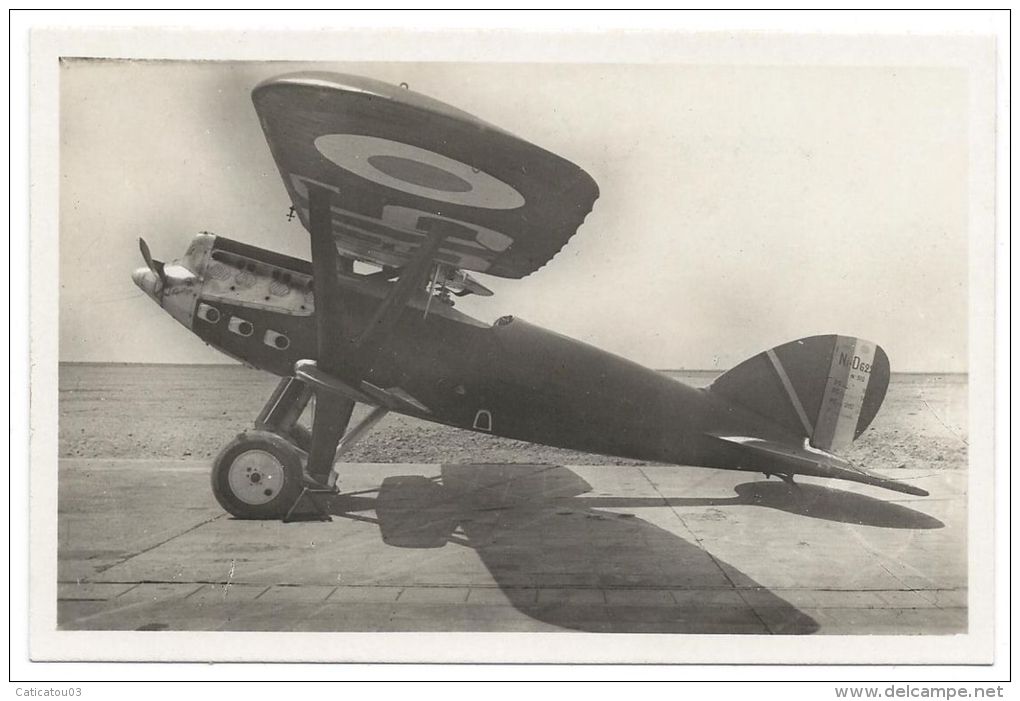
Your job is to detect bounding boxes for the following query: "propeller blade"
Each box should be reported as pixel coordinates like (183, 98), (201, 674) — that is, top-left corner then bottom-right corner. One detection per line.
(139, 237), (155, 272)
(138, 237), (165, 282)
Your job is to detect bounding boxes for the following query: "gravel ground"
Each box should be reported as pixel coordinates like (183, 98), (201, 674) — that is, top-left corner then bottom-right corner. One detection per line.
(57, 363), (968, 472)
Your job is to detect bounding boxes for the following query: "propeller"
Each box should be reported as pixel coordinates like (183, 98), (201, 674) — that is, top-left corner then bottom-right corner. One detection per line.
(138, 237), (165, 283)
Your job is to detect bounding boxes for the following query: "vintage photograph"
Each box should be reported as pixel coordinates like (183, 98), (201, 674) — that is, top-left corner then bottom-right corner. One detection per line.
(29, 27), (996, 664)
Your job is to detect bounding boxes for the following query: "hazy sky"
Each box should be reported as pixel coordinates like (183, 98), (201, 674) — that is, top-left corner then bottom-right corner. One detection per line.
(59, 60), (969, 371)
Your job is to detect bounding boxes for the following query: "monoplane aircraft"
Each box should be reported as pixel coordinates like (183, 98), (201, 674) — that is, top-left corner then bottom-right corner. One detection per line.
(132, 72), (926, 520)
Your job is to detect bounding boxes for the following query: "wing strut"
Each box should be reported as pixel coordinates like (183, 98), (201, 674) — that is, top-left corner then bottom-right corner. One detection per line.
(301, 184), (445, 485)
(302, 184), (358, 485)
(308, 185), (357, 378)
(354, 230), (445, 355)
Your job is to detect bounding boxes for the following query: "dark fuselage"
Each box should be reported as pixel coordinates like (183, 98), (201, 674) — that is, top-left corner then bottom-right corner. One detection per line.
(149, 235), (802, 472)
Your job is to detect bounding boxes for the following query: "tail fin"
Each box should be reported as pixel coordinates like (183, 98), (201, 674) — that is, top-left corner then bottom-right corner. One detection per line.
(710, 335), (890, 453)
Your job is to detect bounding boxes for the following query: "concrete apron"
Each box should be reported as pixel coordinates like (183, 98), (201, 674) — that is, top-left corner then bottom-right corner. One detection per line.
(57, 459), (966, 634)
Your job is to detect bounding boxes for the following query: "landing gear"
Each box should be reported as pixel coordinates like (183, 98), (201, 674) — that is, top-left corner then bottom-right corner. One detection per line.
(211, 430), (305, 519)
(212, 376), (343, 521)
(212, 375), (389, 521)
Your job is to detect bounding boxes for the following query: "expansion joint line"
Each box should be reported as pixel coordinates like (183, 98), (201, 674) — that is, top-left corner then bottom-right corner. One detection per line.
(95, 513), (227, 573)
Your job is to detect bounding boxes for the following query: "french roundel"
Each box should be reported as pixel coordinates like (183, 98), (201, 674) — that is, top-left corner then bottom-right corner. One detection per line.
(313, 134), (526, 210)
(252, 72), (599, 279)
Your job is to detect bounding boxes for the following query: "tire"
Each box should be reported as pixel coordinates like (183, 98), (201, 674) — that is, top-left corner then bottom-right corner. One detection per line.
(211, 430), (305, 519)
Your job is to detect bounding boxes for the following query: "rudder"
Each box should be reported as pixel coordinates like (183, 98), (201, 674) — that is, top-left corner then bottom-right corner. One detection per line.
(709, 335), (890, 453)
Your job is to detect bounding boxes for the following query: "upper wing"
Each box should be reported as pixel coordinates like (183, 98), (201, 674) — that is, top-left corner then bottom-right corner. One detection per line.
(252, 72), (600, 279)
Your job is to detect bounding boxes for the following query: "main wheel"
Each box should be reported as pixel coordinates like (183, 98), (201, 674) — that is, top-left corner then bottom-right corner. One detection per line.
(211, 430), (305, 519)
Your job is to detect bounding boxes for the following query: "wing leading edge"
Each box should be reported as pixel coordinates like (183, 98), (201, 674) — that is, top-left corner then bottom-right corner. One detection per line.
(253, 72), (600, 279)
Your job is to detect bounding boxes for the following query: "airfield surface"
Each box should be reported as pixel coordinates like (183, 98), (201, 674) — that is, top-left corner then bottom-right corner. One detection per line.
(58, 459), (965, 635)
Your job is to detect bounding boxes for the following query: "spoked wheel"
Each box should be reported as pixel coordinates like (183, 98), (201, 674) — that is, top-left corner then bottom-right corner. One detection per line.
(211, 430), (305, 519)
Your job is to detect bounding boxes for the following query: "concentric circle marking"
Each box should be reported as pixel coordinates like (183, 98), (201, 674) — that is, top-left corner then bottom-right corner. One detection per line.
(367, 155), (472, 193)
(313, 133), (525, 210)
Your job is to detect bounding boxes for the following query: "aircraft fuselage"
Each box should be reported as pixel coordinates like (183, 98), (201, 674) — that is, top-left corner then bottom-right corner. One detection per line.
(134, 233), (803, 472)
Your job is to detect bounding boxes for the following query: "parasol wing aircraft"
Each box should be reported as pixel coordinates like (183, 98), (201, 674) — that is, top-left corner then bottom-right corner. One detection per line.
(131, 72), (925, 521)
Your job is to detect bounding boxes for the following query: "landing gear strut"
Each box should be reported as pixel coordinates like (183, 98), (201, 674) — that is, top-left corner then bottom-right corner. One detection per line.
(211, 376), (388, 521)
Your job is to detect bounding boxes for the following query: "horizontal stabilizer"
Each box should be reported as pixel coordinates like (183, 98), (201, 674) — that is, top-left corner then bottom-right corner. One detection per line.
(707, 433), (928, 497)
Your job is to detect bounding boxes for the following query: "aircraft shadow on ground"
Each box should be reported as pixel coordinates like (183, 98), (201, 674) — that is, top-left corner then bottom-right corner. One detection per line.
(578, 481), (945, 530)
(318, 464), (951, 633)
